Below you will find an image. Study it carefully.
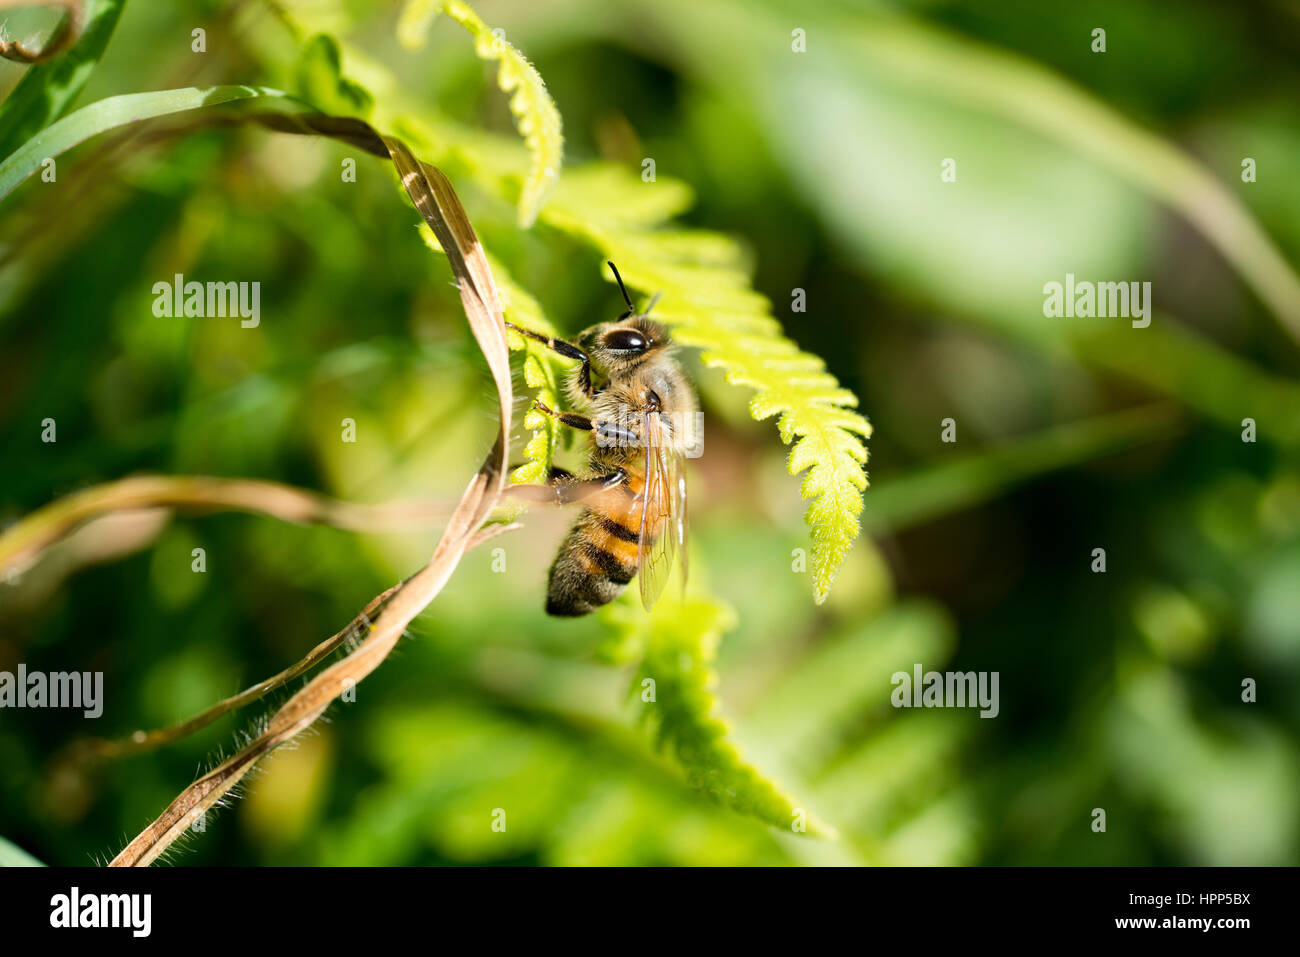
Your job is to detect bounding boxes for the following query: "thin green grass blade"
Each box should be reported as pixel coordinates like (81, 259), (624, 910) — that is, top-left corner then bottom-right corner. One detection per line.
(0, 85), (298, 201)
(0, 0), (127, 156)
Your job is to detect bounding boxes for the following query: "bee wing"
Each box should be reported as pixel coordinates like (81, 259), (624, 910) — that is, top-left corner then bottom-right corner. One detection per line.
(637, 413), (684, 611)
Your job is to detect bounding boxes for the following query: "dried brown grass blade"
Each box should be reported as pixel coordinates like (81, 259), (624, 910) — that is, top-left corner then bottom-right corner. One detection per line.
(108, 140), (513, 866)
(0, 474), (448, 581)
(63, 582), (400, 764)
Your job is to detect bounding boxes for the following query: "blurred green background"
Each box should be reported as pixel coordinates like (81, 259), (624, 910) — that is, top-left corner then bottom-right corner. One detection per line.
(2, 0), (1299, 866)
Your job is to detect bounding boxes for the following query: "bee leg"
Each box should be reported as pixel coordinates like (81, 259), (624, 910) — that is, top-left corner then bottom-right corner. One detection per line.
(594, 420), (639, 448)
(505, 468), (627, 505)
(505, 322), (595, 397)
(531, 400), (595, 433)
(531, 401), (639, 448)
(530, 403), (637, 447)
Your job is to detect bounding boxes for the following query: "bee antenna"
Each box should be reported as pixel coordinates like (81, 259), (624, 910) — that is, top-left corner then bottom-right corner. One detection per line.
(608, 261), (635, 315)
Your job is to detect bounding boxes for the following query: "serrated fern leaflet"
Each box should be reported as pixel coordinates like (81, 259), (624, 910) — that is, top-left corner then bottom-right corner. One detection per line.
(397, 0), (563, 227)
(601, 591), (832, 837)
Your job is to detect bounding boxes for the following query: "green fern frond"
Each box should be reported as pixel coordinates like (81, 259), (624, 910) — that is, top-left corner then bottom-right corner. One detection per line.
(492, 262), (570, 486)
(397, 0), (563, 228)
(340, 52), (868, 602)
(416, 224), (570, 486)
(601, 590), (833, 837)
(544, 165), (694, 231)
(539, 164), (872, 603)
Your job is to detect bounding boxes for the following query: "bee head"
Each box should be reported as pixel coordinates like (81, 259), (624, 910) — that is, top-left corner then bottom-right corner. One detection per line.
(577, 315), (669, 374)
(576, 262), (670, 375)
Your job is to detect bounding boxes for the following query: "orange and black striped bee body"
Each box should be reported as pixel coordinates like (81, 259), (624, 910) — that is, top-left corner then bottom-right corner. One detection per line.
(505, 263), (696, 616)
(544, 466), (647, 616)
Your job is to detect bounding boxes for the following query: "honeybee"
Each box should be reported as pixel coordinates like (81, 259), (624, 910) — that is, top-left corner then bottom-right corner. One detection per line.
(505, 262), (698, 616)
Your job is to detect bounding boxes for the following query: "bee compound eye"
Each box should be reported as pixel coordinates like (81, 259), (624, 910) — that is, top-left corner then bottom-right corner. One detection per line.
(603, 329), (649, 352)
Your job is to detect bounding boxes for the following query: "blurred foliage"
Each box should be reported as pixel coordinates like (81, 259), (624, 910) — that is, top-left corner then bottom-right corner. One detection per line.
(1, 0), (1298, 867)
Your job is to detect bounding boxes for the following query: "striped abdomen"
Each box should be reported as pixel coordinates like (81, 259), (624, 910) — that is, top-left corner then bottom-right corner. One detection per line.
(545, 467), (660, 616)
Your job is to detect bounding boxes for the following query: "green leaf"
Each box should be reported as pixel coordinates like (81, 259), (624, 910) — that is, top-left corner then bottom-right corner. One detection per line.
(0, 0), (126, 159)
(294, 33), (373, 118)
(0, 85), (302, 201)
(0, 835), (45, 866)
(602, 590), (834, 837)
(397, 0), (563, 228)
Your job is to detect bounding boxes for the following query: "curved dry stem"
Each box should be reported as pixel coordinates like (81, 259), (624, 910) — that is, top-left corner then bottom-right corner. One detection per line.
(65, 582), (402, 764)
(109, 492), (493, 867)
(109, 135), (513, 867)
(0, 0), (83, 63)
(0, 475), (450, 580)
(65, 523), (518, 767)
